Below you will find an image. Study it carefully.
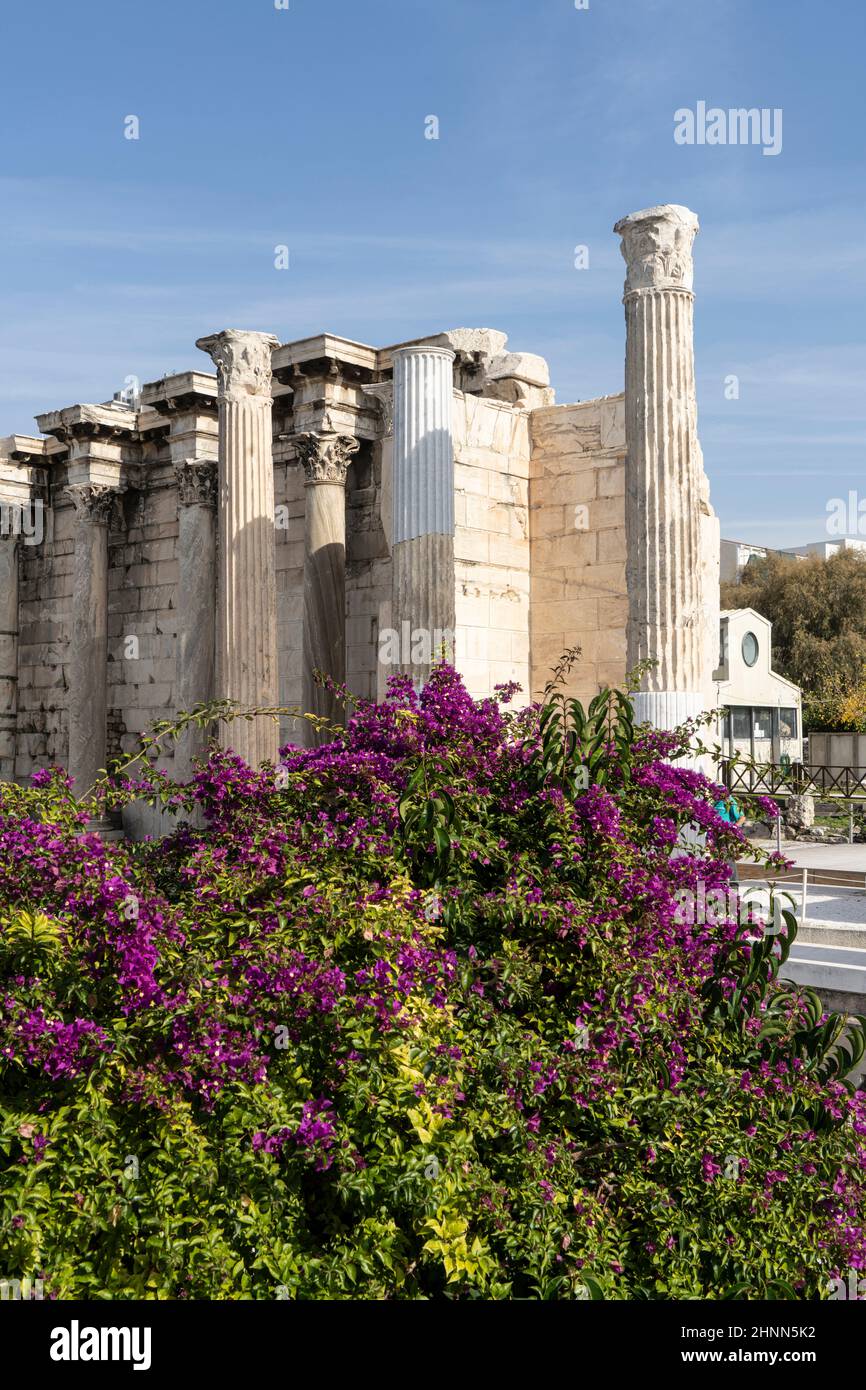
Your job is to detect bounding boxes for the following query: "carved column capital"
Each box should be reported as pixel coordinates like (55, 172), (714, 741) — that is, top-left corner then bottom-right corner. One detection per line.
(195, 329), (280, 404)
(614, 204), (699, 297)
(295, 432), (360, 486)
(175, 458), (217, 508)
(362, 382), (394, 437)
(65, 483), (123, 527)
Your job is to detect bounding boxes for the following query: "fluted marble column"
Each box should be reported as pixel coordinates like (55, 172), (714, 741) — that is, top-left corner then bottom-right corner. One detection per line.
(174, 459), (217, 776)
(614, 204), (708, 730)
(0, 534), (19, 780)
(390, 346), (456, 688)
(66, 484), (119, 796)
(196, 329), (280, 766)
(296, 432), (359, 743)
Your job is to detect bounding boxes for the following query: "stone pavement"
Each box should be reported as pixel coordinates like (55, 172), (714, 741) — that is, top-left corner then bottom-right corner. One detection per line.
(750, 838), (866, 872)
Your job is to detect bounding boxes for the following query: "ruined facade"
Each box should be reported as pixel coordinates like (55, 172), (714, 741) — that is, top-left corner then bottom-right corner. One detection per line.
(0, 204), (720, 832)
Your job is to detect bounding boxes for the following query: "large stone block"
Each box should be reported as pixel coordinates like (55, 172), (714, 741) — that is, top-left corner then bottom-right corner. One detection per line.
(454, 461), (490, 497)
(596, 527), (627, 564)
(533, 470), (598, 508)
(597, 464), (625, 497)
(456, 540), (493, 575)
(140, 586), (175, 613)
(487, 535), (530, 570)
(598, 595), (629, 628)
(465, 496), (511, 534)
(532, 533), (597, 571)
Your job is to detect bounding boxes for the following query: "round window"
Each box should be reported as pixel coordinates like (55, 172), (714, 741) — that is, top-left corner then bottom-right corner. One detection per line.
(742, 632), (759, 667)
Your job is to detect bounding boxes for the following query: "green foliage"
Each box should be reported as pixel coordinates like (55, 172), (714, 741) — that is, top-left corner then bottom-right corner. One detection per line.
(721, 549), (866, 731)
(0, 670), (864, 1300)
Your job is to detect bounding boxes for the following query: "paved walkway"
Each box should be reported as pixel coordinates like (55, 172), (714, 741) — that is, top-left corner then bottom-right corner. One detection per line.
(750, 838), (866, 871)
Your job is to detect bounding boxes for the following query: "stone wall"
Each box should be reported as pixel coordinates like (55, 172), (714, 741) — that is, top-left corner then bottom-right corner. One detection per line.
(0, 201), (722, 815)
(106, 468), (180, 763)
(17, 490), (69, 777)
(453, 392), (531, 700)
(528, 395), (627, 704)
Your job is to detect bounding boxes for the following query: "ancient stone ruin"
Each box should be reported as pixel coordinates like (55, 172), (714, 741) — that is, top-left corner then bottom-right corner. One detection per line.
(0, 203), (719, 834)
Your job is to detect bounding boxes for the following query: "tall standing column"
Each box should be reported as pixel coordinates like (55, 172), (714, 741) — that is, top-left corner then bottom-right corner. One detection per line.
(390, 346), (456, 688)
(0, 533), (19, 781)
(196, 329), (280, 766)
(66, 484), (118, 796)
(174, 459), (217, 777)
(614, 204), (708, 730)
(295, 432), (359, 742)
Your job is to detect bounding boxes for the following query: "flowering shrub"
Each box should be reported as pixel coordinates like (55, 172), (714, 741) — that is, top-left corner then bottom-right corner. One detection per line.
(0, 667), (864, 1299)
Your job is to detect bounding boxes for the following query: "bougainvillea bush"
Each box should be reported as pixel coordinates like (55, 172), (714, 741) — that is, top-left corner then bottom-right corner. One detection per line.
(0, 665), (864, 1300)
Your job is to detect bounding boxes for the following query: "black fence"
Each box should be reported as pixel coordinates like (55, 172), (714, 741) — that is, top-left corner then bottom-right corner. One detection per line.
(720, 760), (866, 800)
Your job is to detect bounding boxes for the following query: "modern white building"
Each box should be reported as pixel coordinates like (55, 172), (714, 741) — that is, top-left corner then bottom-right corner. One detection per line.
(721, 535), (866, 583)
(712, 609), (802, 764)
(719, 539), (778, 583)
(787, 537), (866, 561)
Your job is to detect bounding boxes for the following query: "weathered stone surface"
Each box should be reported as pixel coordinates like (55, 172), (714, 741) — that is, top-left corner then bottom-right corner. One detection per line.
(486, 352), (550, 388)
(615, 203), (717, 731)
(428, 328), (508, 359)
(173, 459), (217, 778)
(296, 432), (360, 742)
(389, 347), (457, 687)
(614, 204), (699, 293)
(3, 220), (725, 804)
(65, 482), (121, 795)
(0, 535), (19, 780)
(197, 329), (280, 766)
(786, 794), (816, 831)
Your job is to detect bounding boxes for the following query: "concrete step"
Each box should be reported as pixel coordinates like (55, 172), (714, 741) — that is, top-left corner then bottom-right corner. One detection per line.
(797, 922), (866, 950)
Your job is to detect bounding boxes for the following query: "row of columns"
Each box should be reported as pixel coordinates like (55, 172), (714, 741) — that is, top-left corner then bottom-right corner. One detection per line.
(50, 331), (458, 788)
(3, 202), (712, 792)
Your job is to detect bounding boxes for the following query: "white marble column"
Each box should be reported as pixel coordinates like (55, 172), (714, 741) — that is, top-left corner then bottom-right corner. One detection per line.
(295, 432), (359, 742)
(614, 204), (709, 730)
(0, 534), (19, 780)
(196, 329), (280, 766)
(174, 459), (217, 776)
(390, 346), (456, 688)
(65, 484), (118, 796)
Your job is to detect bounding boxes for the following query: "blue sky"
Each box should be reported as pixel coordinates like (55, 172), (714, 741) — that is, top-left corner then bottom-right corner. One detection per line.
(1, 0), (864, 547)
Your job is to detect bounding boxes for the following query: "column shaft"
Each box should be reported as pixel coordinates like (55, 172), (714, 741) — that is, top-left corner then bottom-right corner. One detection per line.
(614, 204), (710, 728)
(296, 433), (358, 743)
(66, 486), (114, 796)
(623, 287), (703, 691)
(196, 330), (280, 766)
(174, 460), (217, 777)
(390, 347), (456, 687)
(0, 536), (19, 780)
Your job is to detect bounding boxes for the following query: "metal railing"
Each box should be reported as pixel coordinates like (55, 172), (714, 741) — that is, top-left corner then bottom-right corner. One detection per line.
(721, 760), (866, 800)
(737, 862), (866, 926)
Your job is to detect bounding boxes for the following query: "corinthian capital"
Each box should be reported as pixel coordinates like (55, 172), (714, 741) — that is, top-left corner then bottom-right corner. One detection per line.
(175, 458), (217, 508)
(195, 329), (280, 404)
(362, 382), (394, 437)
(65, 483), (123, 526)
(614, 204), (699, 295)
(295, 432), (360, 485)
